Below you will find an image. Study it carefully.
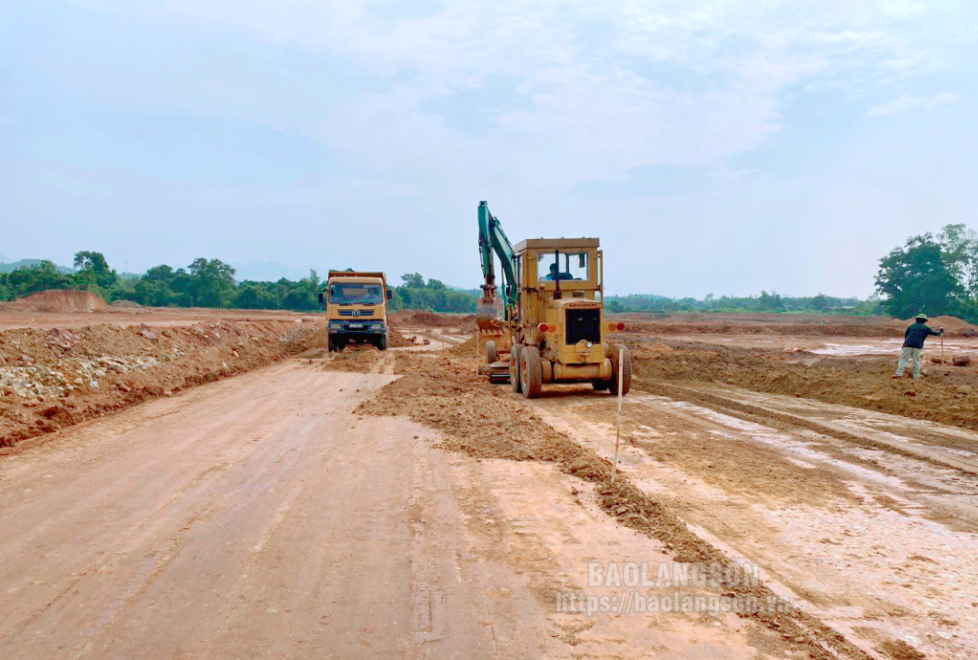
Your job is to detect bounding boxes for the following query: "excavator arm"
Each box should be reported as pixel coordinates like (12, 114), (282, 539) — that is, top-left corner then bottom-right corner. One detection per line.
(477, 201), (518, 321)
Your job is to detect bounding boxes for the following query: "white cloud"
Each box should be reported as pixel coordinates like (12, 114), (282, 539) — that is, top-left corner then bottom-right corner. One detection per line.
(112, 0), (972, 197)
(25, 1), (977, 295)
(867, 92), (960, 117)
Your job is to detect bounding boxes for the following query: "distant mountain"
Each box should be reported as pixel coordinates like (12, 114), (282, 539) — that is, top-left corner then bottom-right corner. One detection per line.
(0, 259), (74, 274)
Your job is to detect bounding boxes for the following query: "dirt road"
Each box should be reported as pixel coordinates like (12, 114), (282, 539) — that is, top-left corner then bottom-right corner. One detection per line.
(0, 359), (540, 659)
(532, 380), (978, 660)
(0, 353), (806, 659)
(4, 310), (975, 659)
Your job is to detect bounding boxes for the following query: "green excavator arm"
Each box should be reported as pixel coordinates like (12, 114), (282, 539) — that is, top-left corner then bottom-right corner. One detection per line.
(477, 201), (518, 320)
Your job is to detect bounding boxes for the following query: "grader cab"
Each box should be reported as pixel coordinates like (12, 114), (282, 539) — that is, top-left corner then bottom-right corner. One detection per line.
(476, 202), (631, 399)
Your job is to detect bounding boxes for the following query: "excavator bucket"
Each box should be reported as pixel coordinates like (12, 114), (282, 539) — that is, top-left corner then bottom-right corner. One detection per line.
(476, 296), (502, 331)
(475, 290), (511, 381)
(476, 285), (506, 331)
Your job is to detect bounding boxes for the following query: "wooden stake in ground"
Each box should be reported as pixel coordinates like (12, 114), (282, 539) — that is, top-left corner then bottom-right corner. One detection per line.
(941, 334), (945, 366)
(611, 347), (625, 485)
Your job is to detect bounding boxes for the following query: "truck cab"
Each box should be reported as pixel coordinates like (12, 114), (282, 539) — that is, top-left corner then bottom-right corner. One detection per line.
(320, 271), (392, 351)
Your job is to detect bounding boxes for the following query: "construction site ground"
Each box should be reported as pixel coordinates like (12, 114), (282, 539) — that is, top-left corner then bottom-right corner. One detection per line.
(1, 309), (976, 659)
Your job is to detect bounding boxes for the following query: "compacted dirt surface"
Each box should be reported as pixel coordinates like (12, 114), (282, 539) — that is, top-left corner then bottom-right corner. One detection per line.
(1, 309), (976, 659)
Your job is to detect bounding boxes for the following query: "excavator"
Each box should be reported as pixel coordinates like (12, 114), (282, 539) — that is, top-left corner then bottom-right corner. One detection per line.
(476, 201), (631, 399)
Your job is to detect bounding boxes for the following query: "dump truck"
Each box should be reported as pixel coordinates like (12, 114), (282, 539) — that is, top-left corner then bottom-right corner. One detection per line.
(319, 271), (392, 351)
(476, 201), (631, 399)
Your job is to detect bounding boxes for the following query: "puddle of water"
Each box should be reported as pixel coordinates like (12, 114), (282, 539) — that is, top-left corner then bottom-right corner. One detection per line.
(811, 339), (978, 356)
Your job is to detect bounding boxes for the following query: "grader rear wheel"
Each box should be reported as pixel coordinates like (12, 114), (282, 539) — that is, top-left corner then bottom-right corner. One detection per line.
(510, 344), (523, 393)
(520, 346), (543, 399)
(609, 345), (632, 396)
(486, 340), (498, 364)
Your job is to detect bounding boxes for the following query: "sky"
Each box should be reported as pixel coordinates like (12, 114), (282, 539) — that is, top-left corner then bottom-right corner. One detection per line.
(2, 0), (976, 297)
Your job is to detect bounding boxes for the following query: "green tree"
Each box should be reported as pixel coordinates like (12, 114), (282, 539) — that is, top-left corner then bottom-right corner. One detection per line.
(234, 283), (278, 309)
(938, 224), (978, 298)
(758, 290), (785, 311)
(6, 261), (73, 297)
(73, 251), (117, 288)
(145, 264), (175, 282)
(875, 234), (963, 319)
(281, 288), (317, 310)
(401, 273), (425, 288)
(811, 294), (830, 311)
(187, 258), (236, 307)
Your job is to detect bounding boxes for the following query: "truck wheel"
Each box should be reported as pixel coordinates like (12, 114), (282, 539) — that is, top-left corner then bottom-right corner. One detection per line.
(609, 345), (632, 396)
(591, 379), (609, 392)
(521, 346), (543, 399)
(328, 335), (336, 352)
(378, 334), (388, 351)
(510, 344), (523, 393)
(486, 340), (498, 364)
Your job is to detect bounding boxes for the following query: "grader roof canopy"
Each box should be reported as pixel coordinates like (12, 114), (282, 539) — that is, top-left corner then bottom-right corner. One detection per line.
(514, 238), (600, 251)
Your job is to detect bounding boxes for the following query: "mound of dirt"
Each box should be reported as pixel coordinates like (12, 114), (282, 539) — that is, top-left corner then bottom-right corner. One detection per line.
(10, 290), (109, 313)
(388, 328), (415, 348)
(110, 299), (143, 308)
(0, 320), (324, 449)
(629, 338), (978, 432)
(447, 334), (480, 357)
(319, 344), (383, 372)
(908, 315), (978, 337)
(644, 341), (677, 357)
(390, 310), (476, 330)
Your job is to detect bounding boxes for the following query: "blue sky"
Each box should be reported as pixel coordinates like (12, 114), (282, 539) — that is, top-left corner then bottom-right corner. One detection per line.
(2, 0), (976, 296)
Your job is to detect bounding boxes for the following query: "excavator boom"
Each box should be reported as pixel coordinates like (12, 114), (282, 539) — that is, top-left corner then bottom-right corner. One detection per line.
(477, 201), (518, 325)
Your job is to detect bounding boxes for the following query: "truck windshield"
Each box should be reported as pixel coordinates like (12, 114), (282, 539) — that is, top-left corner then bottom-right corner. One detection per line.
(329, 283), (384, 305)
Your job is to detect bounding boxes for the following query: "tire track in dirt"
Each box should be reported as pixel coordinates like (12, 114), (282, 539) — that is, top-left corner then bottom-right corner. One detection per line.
(645, 380), (978, 480)
(528, 382), (978, 660)
(353, 346), (886, 660)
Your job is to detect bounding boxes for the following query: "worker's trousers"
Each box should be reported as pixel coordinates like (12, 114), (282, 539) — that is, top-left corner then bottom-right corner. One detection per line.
(895, 347), (922, 378)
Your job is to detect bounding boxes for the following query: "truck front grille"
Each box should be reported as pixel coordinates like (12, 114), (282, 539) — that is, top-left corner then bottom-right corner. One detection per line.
(565, 308), (601, 345)
(338, 309), (375, 317)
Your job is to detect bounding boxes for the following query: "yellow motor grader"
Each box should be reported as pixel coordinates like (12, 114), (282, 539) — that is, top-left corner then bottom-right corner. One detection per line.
(476, 201), (631, 399)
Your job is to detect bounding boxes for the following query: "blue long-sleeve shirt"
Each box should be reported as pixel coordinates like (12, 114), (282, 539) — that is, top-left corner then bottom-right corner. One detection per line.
(903, 322), (943, 349)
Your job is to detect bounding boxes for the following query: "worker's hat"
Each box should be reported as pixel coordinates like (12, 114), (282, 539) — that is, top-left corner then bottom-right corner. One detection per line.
(915, 313), (929, 321)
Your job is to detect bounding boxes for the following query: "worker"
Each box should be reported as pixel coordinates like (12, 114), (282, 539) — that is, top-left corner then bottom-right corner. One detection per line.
(893, 314), (944, 379)
(545, 262), (572, 281)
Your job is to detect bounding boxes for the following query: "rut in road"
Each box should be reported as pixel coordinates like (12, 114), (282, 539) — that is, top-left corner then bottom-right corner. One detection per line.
(528, 380), (978, 660)
(355, 346), (893, 660)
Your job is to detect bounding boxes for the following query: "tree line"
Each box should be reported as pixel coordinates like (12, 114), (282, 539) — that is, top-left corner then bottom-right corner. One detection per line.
(4, 232), (973, 321)
(0, 254), (477, 313)
(605, 292), (881, 315)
